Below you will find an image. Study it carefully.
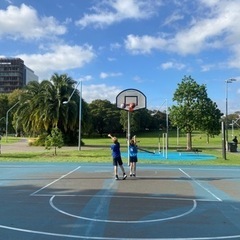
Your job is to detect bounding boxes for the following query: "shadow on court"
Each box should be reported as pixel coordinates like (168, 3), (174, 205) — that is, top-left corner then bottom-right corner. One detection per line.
(0, 163), (240, 239)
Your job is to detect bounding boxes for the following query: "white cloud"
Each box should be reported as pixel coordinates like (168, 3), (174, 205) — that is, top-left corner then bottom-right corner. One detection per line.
(125, 34), (167, 54)
(100, 72), (122, 79)
(110, 42), (121, 50)
(133, 76), (144, 83)
(82, 84), (122, 103)
(0, 4), (66, 40)
(75, 0), (162, 28)
(163, 12), (184, 26)
(107, 57), (116, 62)
(78, 75), (93, 82)
(199, 0), (220, 7)
(16, 44), (95, 80)
(100, 72), (108, 79)
(4, 0), (13, 4)
(161, 61), (185, 70)
(228, 45), (240, 69)
(124, 0), (240, 58)
(201, 64), (215, 72)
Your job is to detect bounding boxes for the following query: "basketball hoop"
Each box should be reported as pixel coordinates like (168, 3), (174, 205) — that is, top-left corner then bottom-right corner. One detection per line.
(116, 89), (146, 111)
(116, 89), (147, 166)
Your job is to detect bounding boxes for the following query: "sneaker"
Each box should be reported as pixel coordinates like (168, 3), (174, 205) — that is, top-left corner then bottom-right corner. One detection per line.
(130, 174), (132, 177)
(115, 175), (119, 180)
(133, 173), (136, 177)
(123, 174), (127, 180)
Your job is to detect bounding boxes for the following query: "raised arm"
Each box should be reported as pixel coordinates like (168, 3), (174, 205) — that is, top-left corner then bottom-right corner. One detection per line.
(108, 133), (113, 139)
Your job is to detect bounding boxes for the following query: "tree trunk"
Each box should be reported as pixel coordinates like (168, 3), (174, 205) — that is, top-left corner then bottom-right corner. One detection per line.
(187, 132), (192, 150)
(206, 134), (209, 144)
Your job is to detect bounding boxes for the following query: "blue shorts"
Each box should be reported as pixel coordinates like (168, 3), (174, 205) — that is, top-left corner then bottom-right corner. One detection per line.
(130, 156), (138, 163)
(113, 156), (123, 166)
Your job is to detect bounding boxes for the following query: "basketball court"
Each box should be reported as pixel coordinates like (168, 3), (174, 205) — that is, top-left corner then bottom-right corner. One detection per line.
(1, 89), (239, 239)
(1, 162), (240, 240)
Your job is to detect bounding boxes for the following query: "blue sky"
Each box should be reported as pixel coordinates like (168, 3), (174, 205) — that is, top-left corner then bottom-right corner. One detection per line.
(1, 0), (240, 114)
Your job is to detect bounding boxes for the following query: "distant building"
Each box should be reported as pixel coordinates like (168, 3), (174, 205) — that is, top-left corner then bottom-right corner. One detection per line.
(24, 65), (39, 85)
(0, 58), (38, 93)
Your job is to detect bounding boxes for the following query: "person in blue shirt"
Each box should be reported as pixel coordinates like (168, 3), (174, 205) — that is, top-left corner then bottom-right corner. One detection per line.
(108, 134), (127, 180)
(129, 135), (138, 177)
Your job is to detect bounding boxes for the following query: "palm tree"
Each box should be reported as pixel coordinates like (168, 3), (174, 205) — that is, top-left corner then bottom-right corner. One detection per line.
(16, 74), (78, 138)
(16, 81), (46, 135)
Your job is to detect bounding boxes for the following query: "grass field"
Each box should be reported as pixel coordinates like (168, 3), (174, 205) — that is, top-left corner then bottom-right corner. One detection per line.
(0, 130), (239, 165)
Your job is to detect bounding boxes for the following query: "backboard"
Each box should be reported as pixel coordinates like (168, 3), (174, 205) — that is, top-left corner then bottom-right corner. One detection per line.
(116, 89), (146, 111)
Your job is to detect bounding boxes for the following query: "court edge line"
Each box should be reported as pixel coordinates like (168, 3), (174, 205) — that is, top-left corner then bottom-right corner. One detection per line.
(30, 166), (81, 196)
(179, 168), (222, 202)
(1, 224), (240, 240)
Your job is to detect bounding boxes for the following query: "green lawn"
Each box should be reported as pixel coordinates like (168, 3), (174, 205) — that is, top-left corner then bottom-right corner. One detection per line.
(0, 131), (239, 165)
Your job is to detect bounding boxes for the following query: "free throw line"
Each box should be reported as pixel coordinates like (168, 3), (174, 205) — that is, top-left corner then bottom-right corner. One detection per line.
(30, 166), (81, 196)
(179, 168), (222, 202)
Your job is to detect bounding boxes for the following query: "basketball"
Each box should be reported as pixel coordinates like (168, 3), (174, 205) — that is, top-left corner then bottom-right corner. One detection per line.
(120, 103), (126, 109)
(129, 103), (136, 108)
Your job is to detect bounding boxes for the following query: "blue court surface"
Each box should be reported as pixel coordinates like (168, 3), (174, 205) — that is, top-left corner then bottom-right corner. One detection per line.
(0, 162), (240, 240)
(122, 151), (216, 161)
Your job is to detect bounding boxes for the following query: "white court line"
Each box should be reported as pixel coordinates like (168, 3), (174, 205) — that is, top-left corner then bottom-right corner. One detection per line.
(179, 168), (222, 202)
(1, 223), (240, 240)
(49, 195), (197, 223)
(30, 166), (81, 196)
(33, 193), (218, 202)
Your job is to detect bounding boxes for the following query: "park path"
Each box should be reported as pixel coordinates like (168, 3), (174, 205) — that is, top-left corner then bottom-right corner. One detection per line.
(0, 138), (77, 154)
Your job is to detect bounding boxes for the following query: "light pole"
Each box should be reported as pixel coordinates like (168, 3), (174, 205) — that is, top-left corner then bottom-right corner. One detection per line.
(221, 120), (226, 160)
(6, 101), (20, 142)
(225, 78), (236, 149)
(166, 99), (169, 146)
(177, 127), (179, 146)
(63, 81), (82, 151)
(230, 120), (234, 138)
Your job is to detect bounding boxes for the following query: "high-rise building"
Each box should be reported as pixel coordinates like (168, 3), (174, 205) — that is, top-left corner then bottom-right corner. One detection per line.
(0, 58), (38, 93)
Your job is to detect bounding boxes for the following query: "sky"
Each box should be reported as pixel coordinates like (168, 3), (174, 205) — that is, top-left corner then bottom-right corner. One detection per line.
(1, 0), (240, 114)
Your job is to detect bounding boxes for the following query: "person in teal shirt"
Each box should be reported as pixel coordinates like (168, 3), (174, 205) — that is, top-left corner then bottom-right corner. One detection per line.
(129, 135), (138, 177)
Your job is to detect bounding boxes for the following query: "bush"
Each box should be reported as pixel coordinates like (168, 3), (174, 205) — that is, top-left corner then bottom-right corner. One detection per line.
(29, 133), (48, 146)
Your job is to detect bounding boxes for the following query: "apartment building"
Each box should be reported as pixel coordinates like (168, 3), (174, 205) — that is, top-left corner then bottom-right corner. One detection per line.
(0, 58), (38, 93)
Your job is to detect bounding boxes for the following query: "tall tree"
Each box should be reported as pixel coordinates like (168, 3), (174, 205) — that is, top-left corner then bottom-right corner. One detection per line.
(169, 75), (221, 150)
(3, 89), (23, 136)
(15, 74), (77, 137)
(148, 110), (168, 132)
(198, 97), (222, 143)
(0, 94), (8, 134)
(120, 108), (151, 134)
(89, 99), (121, 135)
